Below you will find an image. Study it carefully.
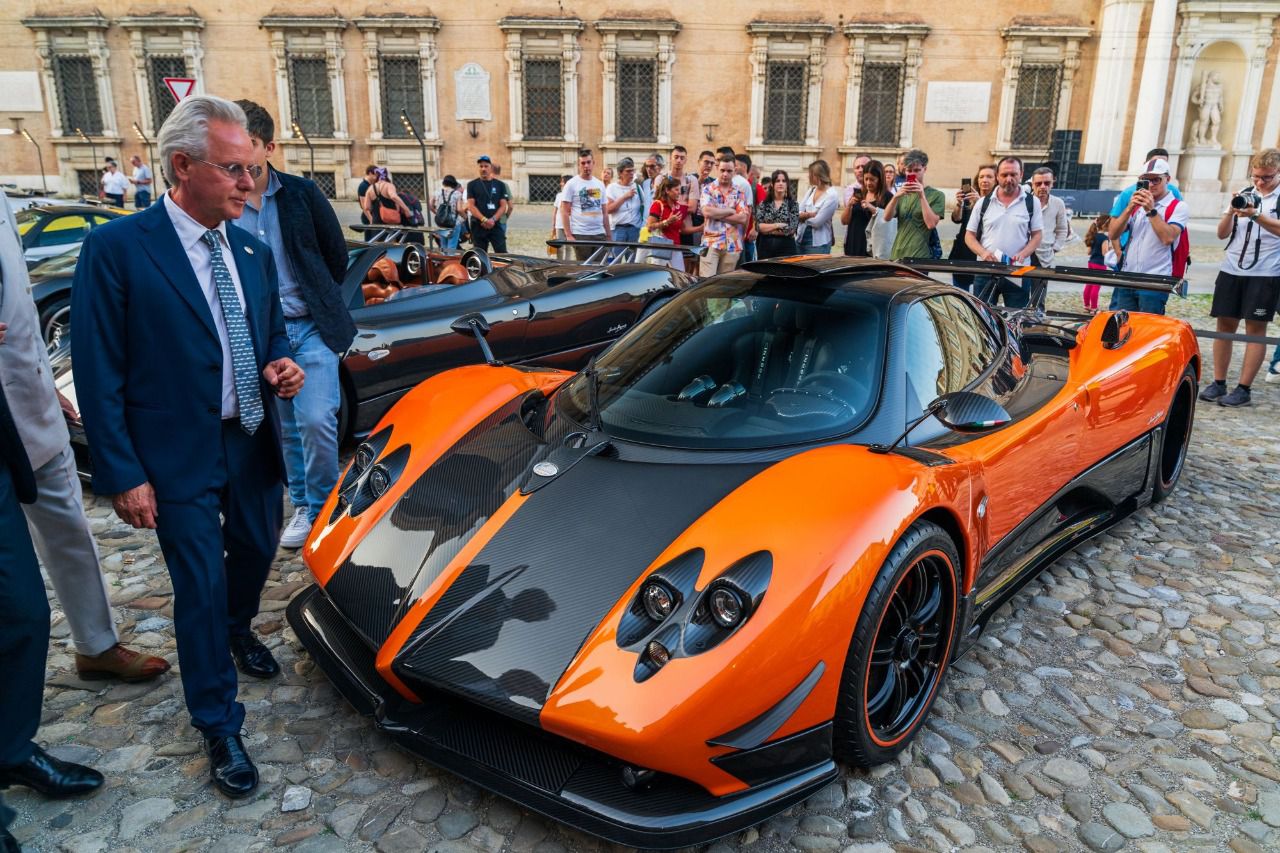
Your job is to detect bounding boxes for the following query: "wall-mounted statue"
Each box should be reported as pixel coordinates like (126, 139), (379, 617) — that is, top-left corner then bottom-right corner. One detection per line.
(1188, 70), (1224, 147)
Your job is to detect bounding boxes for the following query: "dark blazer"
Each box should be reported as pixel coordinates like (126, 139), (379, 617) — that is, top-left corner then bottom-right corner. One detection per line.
(70, 201), (291, 503)
(271, 166), (356, 354)
(0, 387), (35, 504)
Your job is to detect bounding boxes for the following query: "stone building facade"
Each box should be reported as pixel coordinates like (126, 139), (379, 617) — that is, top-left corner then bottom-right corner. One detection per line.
(1, 1), (1277, 209)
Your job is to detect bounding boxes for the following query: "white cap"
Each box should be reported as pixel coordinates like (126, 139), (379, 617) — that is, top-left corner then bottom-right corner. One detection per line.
(1142, 158), (1171, 177)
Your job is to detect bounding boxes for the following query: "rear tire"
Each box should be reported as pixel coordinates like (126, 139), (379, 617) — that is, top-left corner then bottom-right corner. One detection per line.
(833, 520), (960, 768)
(1152, 364), (1196, 503)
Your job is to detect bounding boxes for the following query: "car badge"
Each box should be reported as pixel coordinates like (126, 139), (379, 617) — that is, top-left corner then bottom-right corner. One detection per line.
(533, 462), (559, 477)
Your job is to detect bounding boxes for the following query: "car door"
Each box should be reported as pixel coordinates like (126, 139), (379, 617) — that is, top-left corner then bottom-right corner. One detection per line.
(343, 271), (532, 429)
(518, 266), (669, 365)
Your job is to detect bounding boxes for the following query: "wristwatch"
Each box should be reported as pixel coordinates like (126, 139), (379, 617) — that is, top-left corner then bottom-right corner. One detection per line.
(1250, 212), (1261, 221)
(1145, 209), (1158, 217)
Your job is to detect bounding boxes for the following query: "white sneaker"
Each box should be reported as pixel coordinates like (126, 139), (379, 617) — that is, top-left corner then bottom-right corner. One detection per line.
(1265, 364), (1280, 384)
(279, 507), (313, 549)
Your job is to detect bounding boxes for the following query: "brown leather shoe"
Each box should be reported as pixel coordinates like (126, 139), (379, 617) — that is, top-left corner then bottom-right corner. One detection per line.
(75, 644), (171, 683)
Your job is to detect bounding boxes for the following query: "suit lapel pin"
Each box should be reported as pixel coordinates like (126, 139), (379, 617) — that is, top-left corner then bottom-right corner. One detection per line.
(243, 245), (254, 254)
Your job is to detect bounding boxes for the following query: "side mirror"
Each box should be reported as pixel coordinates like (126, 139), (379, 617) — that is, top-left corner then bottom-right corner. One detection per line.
(450, 312), (491, 338)
(1100, 310), (1131, 349)
(450, 313), (500, 366)
(933, 391), (1011, 433)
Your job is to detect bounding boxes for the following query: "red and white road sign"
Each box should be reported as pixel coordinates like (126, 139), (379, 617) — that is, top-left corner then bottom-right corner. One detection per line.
(163, 78), (196, 103)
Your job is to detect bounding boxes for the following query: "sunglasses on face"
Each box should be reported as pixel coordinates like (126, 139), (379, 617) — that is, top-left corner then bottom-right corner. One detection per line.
(190, 157), (263, 181)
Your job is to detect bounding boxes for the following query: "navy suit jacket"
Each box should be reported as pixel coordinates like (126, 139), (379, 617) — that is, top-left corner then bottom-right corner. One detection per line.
(71, 201), (291, 503)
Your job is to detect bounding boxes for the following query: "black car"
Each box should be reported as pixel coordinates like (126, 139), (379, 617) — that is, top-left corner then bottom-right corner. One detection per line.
(54, 240), (693, 476)
(29, 244), (80, 347)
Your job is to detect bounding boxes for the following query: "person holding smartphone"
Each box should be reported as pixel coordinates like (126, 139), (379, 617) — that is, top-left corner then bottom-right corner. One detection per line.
(949, 165), (996, 289)
(883, 149), (945, 261)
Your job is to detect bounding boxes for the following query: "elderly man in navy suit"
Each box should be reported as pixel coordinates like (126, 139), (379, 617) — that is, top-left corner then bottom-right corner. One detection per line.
(71, 95), (303, 799)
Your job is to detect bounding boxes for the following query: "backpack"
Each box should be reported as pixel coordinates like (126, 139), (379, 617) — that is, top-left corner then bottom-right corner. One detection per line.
(973, 192), (1036, 247)
(399, 190), (425, 227)
(434, 189), (458, 229)
(1118, 198), (1190, 277)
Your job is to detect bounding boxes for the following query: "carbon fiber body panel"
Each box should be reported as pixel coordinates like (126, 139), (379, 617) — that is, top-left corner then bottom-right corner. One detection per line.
(393, 455), (767, 724)
(287, 583), (835, 849)
(322, 395), (543, 647)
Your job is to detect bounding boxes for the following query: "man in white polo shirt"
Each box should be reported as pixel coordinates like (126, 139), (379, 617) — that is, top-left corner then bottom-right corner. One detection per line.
(964, 156), (1043, 307)
(1107, 157), (1189, 315)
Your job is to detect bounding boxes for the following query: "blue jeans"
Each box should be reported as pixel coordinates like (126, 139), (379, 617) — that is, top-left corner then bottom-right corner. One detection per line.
(1110, 287), (1169, 315)
(973, 275), (1030, 308)
(135, 190), (152, 209)
(276, 316), (340, 522)
(440, 220), (465, 251)
(612, 224), (640, 260)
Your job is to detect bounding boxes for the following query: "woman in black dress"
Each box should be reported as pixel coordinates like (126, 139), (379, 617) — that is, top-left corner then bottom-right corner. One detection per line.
(842, 160), (892, 258)
(948, 164), (996, 290)
(756, 170), (800, 259)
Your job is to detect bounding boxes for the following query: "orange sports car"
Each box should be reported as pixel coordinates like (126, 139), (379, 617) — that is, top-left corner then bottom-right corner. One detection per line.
(288, 257), (1198, 847)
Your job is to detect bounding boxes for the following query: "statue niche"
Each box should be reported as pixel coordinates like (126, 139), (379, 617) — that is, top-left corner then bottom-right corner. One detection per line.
(1187, 70), (1224, 148)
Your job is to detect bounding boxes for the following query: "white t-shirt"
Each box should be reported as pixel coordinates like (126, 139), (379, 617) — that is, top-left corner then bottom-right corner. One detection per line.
(1120, 192), (1189, 276)
(966, 188), (1044, 259)
(606, 181), (644, 229)
(553, 189), (569, 231)
(562, 175), (607, 236)
(1220, 186), (1280, 277)
(102, 170), (130, 196)
(732, 174), (753, 201)
(132, 164), (152, 187)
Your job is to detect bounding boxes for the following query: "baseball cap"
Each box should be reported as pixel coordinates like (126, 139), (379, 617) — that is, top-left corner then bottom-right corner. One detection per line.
(1142, 157), (1171, 177)
(476, 154), (492, 163)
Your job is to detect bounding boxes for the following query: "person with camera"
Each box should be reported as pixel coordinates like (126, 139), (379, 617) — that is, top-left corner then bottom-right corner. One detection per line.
(1199, 148), (1280, 407)
(949, 164), (996, 289)
(884, 149), (945, 261)
(1106, 157), (1188, 315)
(964, 156), (1043, 307)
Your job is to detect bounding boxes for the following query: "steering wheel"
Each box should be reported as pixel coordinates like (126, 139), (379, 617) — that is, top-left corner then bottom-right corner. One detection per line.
(461, 248), (493, 281)
(798, 370), (870, 404)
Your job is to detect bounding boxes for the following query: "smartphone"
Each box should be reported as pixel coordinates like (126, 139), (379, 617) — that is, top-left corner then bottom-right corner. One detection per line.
(1136, 178), (1150, 191)
(961, 178), (972, 190)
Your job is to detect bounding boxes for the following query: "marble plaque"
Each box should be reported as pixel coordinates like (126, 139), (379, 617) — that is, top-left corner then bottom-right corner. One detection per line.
(924, 82), (991, 123)
(0, 72), (44, 112)
(454, 63), (492, 121)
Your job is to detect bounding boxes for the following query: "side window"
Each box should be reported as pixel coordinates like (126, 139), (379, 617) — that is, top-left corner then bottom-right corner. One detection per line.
(34, 215), (91, 248)
(903, 295), (1001, 417)
(92, 215), (114, 228)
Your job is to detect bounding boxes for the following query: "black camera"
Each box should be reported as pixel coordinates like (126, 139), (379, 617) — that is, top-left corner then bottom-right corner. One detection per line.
(1231, 188), (1262, 210)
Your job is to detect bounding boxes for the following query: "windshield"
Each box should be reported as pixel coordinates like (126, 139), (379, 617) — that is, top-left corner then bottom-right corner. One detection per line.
(556, 276), (887, 450)
(15, 208), (39, 235)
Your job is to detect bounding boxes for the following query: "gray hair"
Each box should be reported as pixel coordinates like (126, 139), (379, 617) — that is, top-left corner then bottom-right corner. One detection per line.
(157, 94), (247, 185)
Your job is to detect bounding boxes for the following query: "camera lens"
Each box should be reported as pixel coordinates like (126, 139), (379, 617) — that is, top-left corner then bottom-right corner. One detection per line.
(1232, 195), (1247, 209)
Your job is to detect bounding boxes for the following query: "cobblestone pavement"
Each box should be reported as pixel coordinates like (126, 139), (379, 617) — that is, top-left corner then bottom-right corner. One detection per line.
(10, 294), (1280, 853)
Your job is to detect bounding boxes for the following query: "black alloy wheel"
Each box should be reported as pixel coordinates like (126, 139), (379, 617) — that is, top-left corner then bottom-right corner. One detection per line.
(1153, 363), (1196, 503)
(834, 520), (959, 767)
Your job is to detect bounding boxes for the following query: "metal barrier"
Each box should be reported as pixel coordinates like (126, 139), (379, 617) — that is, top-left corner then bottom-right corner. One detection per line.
(545, 238), (706, 266)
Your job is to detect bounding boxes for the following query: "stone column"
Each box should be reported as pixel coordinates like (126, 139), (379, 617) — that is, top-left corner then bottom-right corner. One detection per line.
(842, 35), (865, 147)
(899, 35), (924, 149)
(994, 37), (1023, 152)
(747, 35), (768, 148)
(561, 33), (581, 144)
(803, 34), (827, 147)
(362, 31), (383, 140)
(1083, 0), (1144, 184)
(598, 33), (617, 144)
(656, 33), (675, 146)
(420, 37), (440, 140)
(1125, 0), (1178, 173)
(504, 32), (524, 143)
(1230, 27), (1274, 179)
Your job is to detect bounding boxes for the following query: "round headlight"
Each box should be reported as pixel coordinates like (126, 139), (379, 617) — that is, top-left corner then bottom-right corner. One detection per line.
(641, 582), (676, 622)
(354, 443), (376, 473)
(708, 586), (745, 629)
(368, 465), (391, 498)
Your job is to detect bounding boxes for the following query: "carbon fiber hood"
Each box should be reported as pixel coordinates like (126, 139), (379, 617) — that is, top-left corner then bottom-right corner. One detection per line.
(391, 453), (767, 726)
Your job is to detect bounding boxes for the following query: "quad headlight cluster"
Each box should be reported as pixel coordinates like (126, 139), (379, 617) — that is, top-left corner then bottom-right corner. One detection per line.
(619, 549), (773, 682)
(330, 428), (410, 523)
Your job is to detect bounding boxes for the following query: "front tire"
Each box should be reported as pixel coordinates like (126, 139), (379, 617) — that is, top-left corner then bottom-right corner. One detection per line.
(834, 520), (960, 767)
(1152, 364), (1196, 503)
(39, 297), (71, 348)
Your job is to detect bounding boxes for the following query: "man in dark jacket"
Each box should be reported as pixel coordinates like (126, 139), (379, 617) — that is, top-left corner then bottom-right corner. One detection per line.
(0, 333), (103, 852)
(234, 100), (356, 548)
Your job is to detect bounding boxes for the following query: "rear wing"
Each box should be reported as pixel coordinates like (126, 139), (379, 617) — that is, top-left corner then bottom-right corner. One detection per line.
(348, 223), (454, 249)
(546, 238), (706, 266)
(898, 259), (1187, 303)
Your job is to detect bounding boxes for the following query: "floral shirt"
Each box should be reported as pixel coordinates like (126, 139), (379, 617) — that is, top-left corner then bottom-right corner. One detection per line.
(699, 181), (749, 252)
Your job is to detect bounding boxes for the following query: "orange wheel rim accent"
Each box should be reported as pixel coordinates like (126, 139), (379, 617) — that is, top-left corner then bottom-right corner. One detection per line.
(862, 547), (957, 749)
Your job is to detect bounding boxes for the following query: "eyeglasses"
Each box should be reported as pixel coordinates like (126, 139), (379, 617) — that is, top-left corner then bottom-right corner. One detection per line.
(1252, 173), (1278, 182)
(190, 157), (262, 181)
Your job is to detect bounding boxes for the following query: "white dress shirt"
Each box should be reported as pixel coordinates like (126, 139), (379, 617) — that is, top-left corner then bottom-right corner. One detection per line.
(1034, 194), (1071, 267)
(162, 192), (248, 418)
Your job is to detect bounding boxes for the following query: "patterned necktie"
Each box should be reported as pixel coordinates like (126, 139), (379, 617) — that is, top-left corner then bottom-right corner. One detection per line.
(201, 230), (264, 434)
